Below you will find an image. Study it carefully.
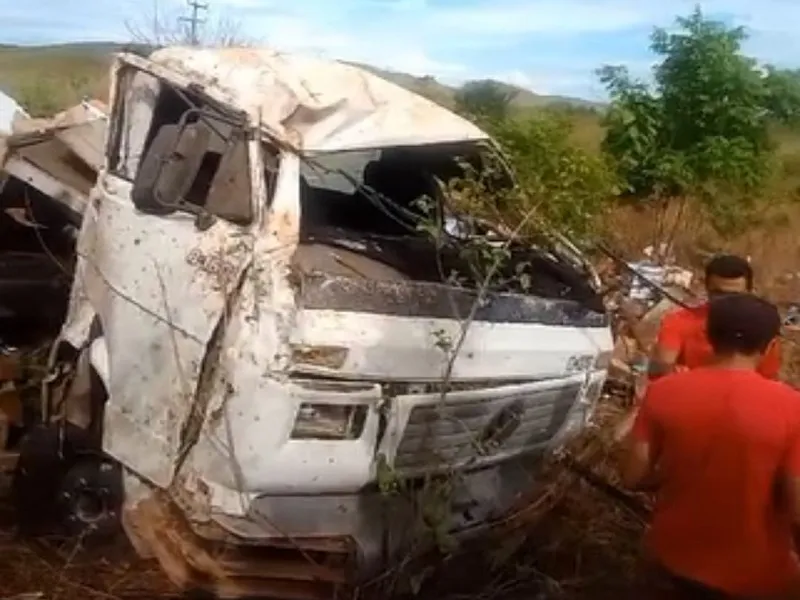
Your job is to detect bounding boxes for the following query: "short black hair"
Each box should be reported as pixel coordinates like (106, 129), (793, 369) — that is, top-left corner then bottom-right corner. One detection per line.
(706, 293), (781, 356)
(704, 254), (753, 289)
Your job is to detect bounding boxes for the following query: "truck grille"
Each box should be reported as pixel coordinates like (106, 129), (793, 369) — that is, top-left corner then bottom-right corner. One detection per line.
(393, 382), (583, 473)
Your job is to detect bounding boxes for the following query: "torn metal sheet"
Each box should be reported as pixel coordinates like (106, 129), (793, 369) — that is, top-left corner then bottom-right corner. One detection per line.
(11, 100), (108, 172)
(129, 48), (488, 152)
(1, 100), (107, 221)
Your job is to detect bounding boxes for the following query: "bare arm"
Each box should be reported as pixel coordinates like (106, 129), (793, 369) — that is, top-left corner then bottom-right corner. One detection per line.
(648, 312), (684, 379)
(648, 344), (680, 379)
(620, 395), (661, 491)
(621, 437), (660, 491)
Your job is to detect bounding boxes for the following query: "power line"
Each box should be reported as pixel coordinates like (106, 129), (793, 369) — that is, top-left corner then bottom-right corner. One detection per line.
(178, 0), (208, 46)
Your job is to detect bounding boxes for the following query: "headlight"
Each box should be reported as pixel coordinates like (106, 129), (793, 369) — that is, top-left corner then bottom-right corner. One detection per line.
(291, 403), (369, 440)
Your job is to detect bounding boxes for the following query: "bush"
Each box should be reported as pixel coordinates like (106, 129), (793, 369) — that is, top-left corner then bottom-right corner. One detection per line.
(446, 108), (617, 242)
(489, 114), (618, 239)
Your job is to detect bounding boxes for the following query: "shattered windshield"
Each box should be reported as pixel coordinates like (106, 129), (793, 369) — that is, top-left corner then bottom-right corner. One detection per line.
(298, 141), (512, 239)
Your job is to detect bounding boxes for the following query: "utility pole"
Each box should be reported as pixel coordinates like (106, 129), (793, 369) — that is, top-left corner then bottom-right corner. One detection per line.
(178, 0), (208, 46)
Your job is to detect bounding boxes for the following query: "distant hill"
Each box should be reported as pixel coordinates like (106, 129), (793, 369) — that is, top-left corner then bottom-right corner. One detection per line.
(351, 63), (603, 111)
(0, 41), (603, 114)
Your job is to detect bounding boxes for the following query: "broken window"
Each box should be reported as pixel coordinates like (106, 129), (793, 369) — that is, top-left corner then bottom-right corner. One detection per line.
(298, 143), (490, 239)
(294, 143), (601, 307)
(294, 142), (507, 285)
(107, 67), (262, 225)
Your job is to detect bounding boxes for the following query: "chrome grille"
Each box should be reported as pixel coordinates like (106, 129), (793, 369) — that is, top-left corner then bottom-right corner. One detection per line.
(393, 383), (583, 472)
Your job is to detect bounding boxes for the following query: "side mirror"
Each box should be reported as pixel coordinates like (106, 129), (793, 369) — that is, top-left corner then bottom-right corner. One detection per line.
(203, 129), (253, 225)
(131, 117), (253, 228)
(132, 122), (211, 215)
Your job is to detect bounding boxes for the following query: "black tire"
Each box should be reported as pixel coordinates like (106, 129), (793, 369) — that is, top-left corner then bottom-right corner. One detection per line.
(12, 424), (81, 534)
(132, 124), (180, 215)
(56, 456), (124, 541)
(12, 424), (123, 543)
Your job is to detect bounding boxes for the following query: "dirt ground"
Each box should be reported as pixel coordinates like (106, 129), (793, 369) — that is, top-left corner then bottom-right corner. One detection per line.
(0, 394), (648, 600)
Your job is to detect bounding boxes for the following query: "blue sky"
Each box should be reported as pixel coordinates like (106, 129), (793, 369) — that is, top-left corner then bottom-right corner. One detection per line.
(1, 0), (799, 100)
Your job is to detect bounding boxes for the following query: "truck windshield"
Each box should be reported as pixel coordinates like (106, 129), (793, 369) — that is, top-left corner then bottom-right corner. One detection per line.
(298, 142), (511, 239)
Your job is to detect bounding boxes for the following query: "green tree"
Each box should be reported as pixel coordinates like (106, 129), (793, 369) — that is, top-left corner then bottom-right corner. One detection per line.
(763, 67), (800, 125)
(454, 80), (518, 121)
(599, 7), (800, 228)
(447, 112), (617, 240)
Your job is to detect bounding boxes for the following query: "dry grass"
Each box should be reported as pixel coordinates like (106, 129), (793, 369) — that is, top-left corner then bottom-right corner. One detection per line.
(0, 45), (111, 116)
(603, 200), (800, 303)
(412, 395), (648, 600)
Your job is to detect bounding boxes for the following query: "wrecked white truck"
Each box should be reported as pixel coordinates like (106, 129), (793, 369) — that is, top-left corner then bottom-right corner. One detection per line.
(7, 48), (612, 598)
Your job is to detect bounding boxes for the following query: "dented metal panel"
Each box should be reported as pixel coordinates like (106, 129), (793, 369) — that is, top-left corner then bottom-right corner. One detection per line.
(297, 273), (608, 327)
(80, 167), (256, 488)
(3, 155), (88, 221)
(120, 49), (488, 153)
(55, 117), (107, 173)
(0, 100), (107, 220)
(288, 309), (610, 382)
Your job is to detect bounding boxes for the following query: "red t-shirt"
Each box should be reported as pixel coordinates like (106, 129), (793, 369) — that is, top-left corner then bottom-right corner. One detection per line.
(656, 303), (782, 378)
(633, 368), (800, 596)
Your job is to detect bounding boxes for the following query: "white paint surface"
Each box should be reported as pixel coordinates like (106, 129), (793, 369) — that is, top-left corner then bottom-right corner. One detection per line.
(55, 49), (614, 538)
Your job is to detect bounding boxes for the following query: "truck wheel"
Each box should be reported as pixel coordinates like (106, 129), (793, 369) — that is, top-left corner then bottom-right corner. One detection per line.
(12, 424), (123, 543)
(57, 457), (123, 541)
(12, 424), (75, 534)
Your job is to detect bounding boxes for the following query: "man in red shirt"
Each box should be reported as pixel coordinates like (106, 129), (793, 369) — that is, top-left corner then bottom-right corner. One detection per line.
(622, 293), (800, 598)
(650, 254), (781, 380)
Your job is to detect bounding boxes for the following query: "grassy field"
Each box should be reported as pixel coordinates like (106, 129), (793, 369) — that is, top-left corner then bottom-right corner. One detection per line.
(0, 44), (116, 116)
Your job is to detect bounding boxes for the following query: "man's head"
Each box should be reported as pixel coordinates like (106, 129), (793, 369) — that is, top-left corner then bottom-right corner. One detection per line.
(707, 293), (781, 361)
(704, 254), (753, 298)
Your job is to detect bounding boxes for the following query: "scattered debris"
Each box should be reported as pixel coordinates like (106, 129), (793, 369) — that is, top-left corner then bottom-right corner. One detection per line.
(0, 98), (106, 221)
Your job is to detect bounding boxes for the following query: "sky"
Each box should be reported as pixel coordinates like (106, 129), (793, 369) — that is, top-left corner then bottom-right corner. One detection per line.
(1, 0), (800, 101)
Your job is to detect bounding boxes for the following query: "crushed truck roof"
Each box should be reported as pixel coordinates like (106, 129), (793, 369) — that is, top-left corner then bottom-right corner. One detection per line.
(145, 46), (489, 153)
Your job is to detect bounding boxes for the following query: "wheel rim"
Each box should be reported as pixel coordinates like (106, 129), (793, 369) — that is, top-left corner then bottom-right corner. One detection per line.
(73, 486), (107, 524)
(63, 474), (115, 529)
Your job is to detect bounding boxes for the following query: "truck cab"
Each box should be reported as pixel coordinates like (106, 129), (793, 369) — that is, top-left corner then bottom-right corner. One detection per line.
(21, 47), (613, 598)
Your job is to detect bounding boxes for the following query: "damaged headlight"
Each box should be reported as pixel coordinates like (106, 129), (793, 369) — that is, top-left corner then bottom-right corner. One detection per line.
(291, 403), (369, 440)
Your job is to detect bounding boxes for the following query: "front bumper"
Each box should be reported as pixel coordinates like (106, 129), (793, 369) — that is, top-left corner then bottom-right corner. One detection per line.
(126, 370), (607, 597)
(210, 453), (549, 579)
(127, 450), (575, 598)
